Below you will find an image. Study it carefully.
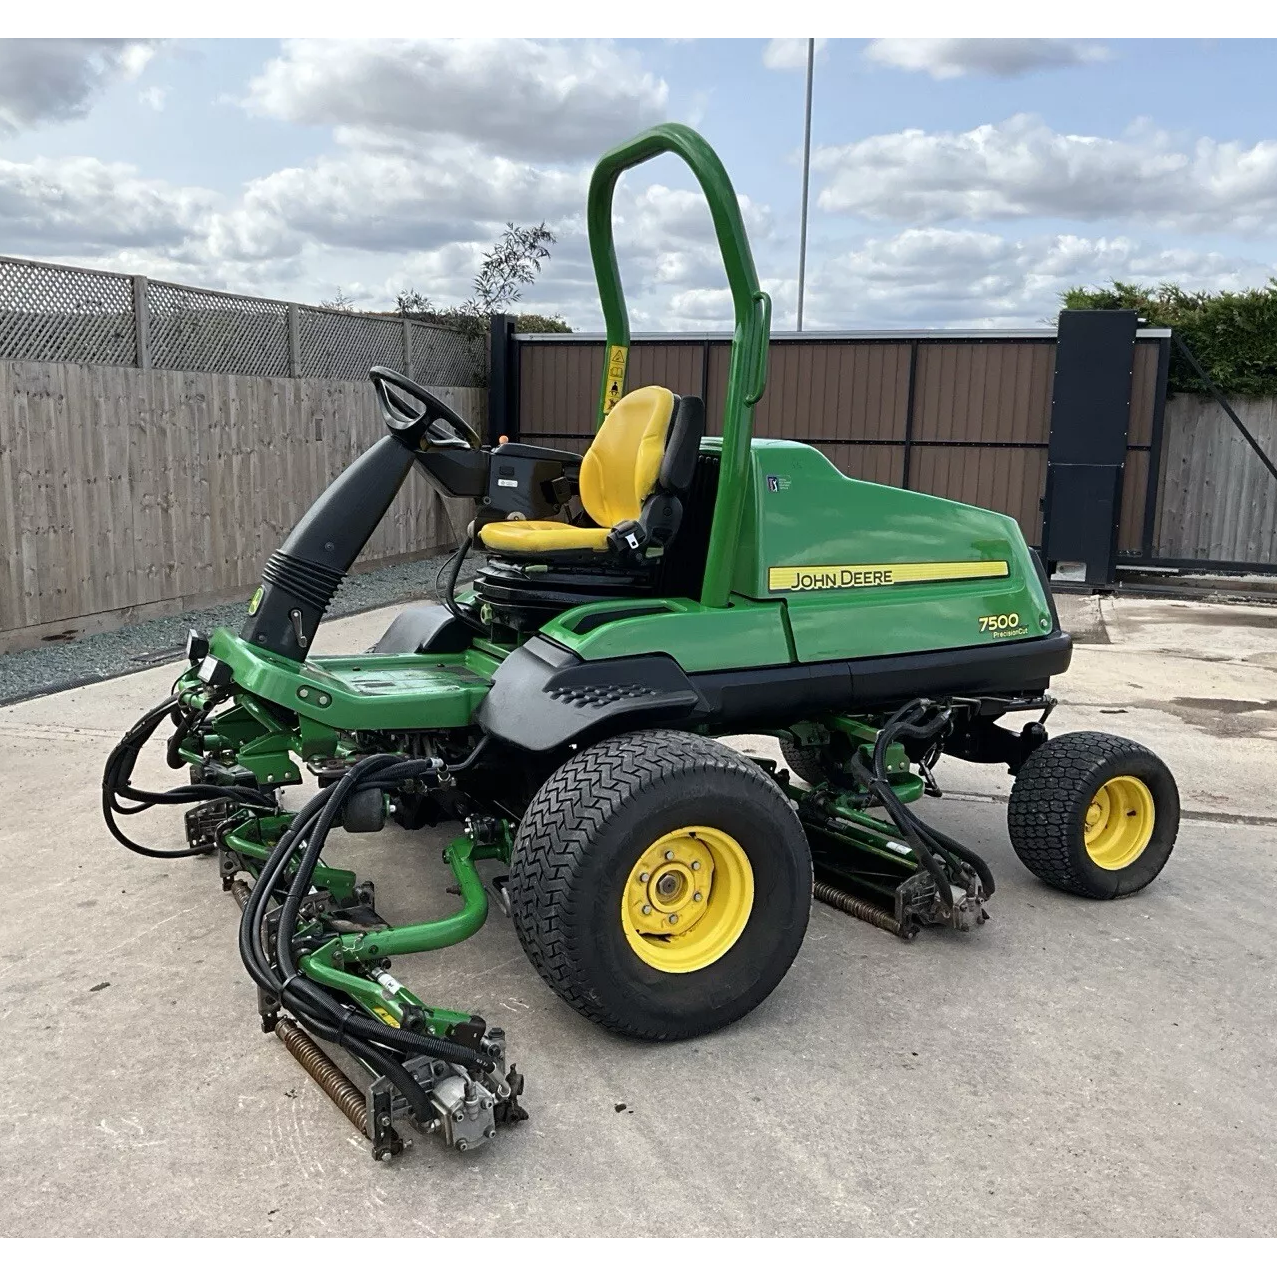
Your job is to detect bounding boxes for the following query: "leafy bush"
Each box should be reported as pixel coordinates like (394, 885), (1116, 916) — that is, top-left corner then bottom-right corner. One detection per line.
(1062, 280), (1277, 397)
(513, 312), (573, 334)
(395, 222), (571, 338)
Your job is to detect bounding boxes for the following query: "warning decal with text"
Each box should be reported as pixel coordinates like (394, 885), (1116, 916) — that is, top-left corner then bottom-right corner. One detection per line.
(603, 345), (628, 415)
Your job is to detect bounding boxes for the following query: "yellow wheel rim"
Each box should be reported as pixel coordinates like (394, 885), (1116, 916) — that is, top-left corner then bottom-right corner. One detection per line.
(1084, 775), (1156, 870)
(621, 826), (754, 973)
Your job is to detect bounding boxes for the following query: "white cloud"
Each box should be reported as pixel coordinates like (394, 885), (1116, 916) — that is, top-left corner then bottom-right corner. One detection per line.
(620, 183), (772, 250)
(864, 38), (1110, 80)
(30, 39), (1268, 334)
(814, 114), (1277, 235)
(244, 39), (668, 162)
(762, 39), (827, 71)
(207, 139), (590, 264)
(0, 38), (741, 321)
(665, 286), (734, 323)
(0, 156), (215, 256)
(138, 86), (168, 112)
(0, 39), (161, 135)
(806, 228), (1274, 328)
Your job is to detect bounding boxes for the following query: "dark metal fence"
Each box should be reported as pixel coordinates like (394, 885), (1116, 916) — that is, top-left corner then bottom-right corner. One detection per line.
(494, 320), (1176, 581)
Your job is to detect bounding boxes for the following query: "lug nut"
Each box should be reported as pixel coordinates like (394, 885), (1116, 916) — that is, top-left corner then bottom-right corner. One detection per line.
(664, 850), (674, 860)
(456, 1140), (468, 1152)
(693, 892), (703, 902)
(691, 860), (701, 870)
(639, 872), (650, 882)
(669, 914), (679, 923)
(641, 905), (652, 915)
(486, 1129), (497, 1140)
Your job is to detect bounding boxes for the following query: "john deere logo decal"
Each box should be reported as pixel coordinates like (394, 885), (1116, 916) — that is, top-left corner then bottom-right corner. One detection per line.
(248, 586), (264, 615)
(768, 560), (1009, 593)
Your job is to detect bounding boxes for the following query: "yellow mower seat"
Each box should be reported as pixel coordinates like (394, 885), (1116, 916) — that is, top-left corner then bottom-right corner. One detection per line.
(479, 385), (676, 556)
(479, 521), (611, 554)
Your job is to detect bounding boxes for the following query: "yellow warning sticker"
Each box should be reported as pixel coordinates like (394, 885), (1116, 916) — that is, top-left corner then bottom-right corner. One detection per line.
(768, 560), (1010, 593)
(371, 1005), (401, 1028)
(603, 344), (628, 415)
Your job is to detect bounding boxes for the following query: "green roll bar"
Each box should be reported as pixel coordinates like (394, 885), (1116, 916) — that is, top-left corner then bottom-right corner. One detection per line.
(587, 123), (772, 609)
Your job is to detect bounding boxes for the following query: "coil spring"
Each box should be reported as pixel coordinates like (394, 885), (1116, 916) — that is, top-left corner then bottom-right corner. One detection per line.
(813, 878), (905, 938)
(275, 1018), (369, 1135)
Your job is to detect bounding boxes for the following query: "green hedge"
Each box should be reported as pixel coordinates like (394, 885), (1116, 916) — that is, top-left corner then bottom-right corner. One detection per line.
(1062, 281), (1277, 397)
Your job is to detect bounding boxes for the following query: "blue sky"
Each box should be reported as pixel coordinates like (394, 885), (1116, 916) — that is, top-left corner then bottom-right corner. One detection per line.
(2, 37), (1275, 330)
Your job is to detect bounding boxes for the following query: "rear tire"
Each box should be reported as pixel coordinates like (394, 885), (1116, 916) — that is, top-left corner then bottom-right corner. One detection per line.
(780, 738), (830, 787)
(509, 729), (812, 1040)
(1007, 731), (1179, 899)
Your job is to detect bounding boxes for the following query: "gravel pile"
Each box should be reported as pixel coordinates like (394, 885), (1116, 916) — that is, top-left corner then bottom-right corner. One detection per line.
(0, 550), (479, 706)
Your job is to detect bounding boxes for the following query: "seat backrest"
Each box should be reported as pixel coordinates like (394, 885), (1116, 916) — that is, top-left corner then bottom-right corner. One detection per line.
(579, 386), (675, 528)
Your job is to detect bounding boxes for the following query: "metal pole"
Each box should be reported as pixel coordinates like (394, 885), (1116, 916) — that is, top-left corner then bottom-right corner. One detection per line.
(796, 37), (815, 333)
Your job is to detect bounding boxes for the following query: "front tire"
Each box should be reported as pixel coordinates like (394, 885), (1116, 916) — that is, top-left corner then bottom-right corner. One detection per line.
(1007, 731), (1179, 899)
(509, 729), (812, 1040)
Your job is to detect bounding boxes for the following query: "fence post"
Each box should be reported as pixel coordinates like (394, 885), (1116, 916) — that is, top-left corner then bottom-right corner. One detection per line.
(1041, 309), (1138, 585)
(287, 304), (301, 378)
(132, 275), (151, 372)
(402, 317), (414, 380)
(487, 313), (517, 446)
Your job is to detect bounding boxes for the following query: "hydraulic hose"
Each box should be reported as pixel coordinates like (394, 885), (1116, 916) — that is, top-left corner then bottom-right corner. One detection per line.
(103, 694), (274, 858)
(106, 687), (497, 1105)
(852, 699), (996, 909)
(440, 534), (486, 634)
(236, 748), (496, 1099)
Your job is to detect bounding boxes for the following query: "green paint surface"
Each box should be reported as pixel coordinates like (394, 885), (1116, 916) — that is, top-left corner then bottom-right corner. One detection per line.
(540, 595), (792, 671)
(207, 629), (497, 732)
(727, 439), (1054, 663)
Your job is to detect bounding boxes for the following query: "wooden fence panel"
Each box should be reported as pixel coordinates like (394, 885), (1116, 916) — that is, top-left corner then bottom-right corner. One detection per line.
(0, 359), (483, 651)
(1153, 394), (1277, 564)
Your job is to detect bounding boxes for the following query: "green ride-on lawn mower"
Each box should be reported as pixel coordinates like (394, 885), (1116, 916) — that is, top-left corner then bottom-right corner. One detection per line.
(103, 124), (1181, 1162)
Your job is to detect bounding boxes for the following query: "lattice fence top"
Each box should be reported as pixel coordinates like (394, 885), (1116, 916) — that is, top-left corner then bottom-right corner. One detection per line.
(0, 255), (486, 386)
(299, 307), (404, 380)
(149, 279), (290, 377)
(411, 322), (486, 387)
(0, 257), (136, 366)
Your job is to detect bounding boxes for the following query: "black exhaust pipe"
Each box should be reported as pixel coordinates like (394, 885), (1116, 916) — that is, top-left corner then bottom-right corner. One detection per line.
(240, 435), (417, 661)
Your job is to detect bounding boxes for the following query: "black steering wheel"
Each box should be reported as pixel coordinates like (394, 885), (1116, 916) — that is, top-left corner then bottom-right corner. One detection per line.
(369, 366), (482, 451)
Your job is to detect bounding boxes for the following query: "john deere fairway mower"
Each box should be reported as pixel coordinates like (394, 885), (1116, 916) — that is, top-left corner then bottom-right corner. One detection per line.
(104, 124), (1180, 1161)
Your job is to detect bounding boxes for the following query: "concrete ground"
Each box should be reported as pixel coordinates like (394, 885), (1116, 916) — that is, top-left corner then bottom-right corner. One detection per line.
(1, 595), (1274, 1237)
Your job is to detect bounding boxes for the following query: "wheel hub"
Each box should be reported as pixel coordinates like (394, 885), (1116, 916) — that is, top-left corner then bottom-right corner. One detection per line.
(621, 827), (754, 973)
(1084, 775), (1155, 870)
